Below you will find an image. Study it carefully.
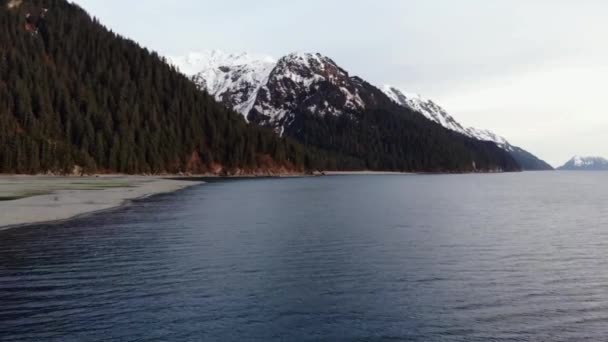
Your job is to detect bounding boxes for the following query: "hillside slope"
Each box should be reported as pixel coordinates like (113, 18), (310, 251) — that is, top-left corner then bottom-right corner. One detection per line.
(558, 156), (608, 171)
(382, 86), (553, 171)
(183, 51), (521, 172)
(0, 1), (341, 175)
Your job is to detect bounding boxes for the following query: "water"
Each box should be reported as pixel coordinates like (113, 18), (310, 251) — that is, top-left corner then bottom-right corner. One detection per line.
(2, 172), (608, 341)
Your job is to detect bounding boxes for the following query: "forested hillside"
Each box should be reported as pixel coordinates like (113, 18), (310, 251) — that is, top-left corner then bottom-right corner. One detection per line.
(189, 52), (521, 172)
(0, 0), (519, 174)
(0, 0), (345, 174)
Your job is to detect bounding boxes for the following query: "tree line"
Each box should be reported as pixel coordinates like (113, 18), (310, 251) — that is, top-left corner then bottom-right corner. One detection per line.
(0, 0), (347, 174)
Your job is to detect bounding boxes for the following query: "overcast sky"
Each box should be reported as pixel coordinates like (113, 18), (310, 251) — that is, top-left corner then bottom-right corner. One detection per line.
(72, 0), (608, 167)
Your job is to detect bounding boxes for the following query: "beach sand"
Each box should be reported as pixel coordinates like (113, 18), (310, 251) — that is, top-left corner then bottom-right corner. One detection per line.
(0, 176), (202, 229)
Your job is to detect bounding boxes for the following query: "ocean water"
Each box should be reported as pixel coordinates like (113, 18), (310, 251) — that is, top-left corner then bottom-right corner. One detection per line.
(2, 172), (608, 341)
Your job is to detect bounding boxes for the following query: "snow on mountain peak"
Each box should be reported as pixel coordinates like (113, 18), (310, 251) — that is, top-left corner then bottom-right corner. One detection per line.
(557, 155), (608, 170)
(171, 50), (276, 118)
(181, 50), (367, 131)
(571, 156), (608, 167)
(382, 85), (468, 134)
(171, 52), (521, 151)
(250, 52), (366, 134)
(172, 50), (550, 170)
(382, 85), (422, 102)
(177, 52), (519, 150)
(382, 85), (514, 151)
(283, 52), (327, 67)
(167, 50), (275, 76)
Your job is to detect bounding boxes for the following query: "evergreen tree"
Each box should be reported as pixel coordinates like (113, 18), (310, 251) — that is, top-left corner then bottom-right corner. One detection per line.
(0, 0), (337, 174)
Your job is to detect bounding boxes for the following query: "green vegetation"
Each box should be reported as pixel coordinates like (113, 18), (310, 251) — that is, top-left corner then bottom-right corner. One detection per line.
(0, 0), (520, 174)
(285, 96), (521, 172)
(0, 0), (338, 174)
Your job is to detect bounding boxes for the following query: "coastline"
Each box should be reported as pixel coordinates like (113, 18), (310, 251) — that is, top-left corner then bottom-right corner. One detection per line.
(0, 170), (517, 230)
(323, 171), (413, 176)
(0, 176), (203, 230)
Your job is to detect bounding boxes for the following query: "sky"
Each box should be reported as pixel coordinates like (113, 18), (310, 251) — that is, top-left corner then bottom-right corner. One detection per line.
(72, 0), (608, 167)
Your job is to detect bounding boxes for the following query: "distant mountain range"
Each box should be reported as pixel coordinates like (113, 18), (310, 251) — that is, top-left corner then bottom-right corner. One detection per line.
(170, 50), (551, 171)
(558, 156), (608, 170)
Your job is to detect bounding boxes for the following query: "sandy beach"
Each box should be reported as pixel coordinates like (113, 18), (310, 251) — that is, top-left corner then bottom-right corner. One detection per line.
(0, 176), (202, 229)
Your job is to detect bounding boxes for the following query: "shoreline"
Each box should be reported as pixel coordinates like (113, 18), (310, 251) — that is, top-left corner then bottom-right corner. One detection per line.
(323, 171), (413, 175)
(0, 176), (203, 231)
(0, 170), (529, 231)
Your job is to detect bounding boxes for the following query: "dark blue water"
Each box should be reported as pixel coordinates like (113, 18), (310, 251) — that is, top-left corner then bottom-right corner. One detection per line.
(2, 173), (608, 341)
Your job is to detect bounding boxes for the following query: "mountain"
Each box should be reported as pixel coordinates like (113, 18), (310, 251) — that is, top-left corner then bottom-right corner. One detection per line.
(181, 51), (520, 172)
(558, 156), (608, 171)
(168, 51), (276, 116)
(382, 86), (553, 171)
(0, 0), (343, 175)
(167, 51), (275, 77)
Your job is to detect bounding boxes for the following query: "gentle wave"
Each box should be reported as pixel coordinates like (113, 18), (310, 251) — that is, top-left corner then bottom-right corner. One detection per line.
(2, 173), (608, 341)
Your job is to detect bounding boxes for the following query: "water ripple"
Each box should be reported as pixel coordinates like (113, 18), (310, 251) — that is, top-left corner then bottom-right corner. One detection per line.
(2, 173), (608, 341)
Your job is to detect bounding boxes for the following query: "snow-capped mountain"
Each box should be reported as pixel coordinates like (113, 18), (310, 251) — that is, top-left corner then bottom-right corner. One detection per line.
(168, 50), (276, 117)
(178, 51), (370, 132)
(168, 50), (275, 78)
(382, 87), (468, 135)
(248, 52), (368, 134)
(382, 86), (513, 150)
(558, 156), (608, 170)
(381, 86), (553, 170)
(173, 50), (550, 171)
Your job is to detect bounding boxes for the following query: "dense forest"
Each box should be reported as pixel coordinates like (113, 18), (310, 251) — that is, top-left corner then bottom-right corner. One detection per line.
(0, 0), (349, 174)
(0, 0), (520, 174)
(279, 79), (520, 172)
(507, 147), (553, 171)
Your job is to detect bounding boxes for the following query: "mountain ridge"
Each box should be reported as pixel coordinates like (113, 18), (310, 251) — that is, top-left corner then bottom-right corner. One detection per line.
(0, 0), (519, 177)
(169, 50), (276, 118)
(381, 86), (553, 171)
(0, 1), (348, 175)
(558, 156), (608, 170)
(177, 50), (548, 171)
(175, 50), (521, 172)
